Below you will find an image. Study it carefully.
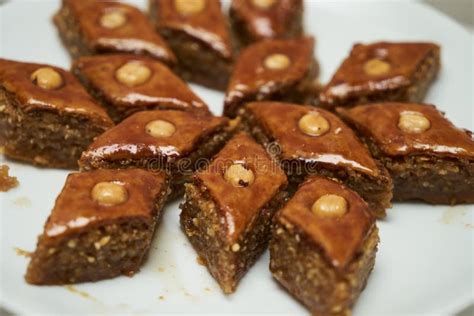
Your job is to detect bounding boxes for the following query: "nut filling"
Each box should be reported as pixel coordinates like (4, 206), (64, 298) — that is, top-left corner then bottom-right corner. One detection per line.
(298, 113), (330, 137)
(91, 181), (128, 206)
(363, 58), (391, 76)
(174, 0), (206, 15)
(31, 67), (63, 90)
(312, 194), (348, 217)
(145, 120), (176, 138)
(224, 164), (255, 187)
(398, 111), (431, 133)
(264, 53), (291, 70)
(100, 10), (127, 29)
(115, 62), (152, 87)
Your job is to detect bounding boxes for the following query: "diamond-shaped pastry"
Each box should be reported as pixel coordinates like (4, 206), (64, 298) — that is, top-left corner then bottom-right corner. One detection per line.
(224, 37), (318, 117)
(26, 168), (169, 285)
(337, 102), (474, 204)
(320, 42), (440, 109)
(0, 58), (113, 168)
(242, 101), (392, 218)
(54, 0), (176, 64)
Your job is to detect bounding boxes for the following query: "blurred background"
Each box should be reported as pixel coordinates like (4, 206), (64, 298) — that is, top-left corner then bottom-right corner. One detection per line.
(424, 0), (473, 33)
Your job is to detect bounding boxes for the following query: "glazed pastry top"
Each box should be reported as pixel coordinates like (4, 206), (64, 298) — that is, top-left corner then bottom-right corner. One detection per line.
(279, 176), (375, 270)
(224, 37), (314, 112)
(230, 0), (303, 40)
(44, 169), (168, 238)
(72, 54), (209, 113)
(62, 0), (176, 64)
(196, 133), (287, 243)
(153, 0), (233, 59)
(336, 102), (474, 159)
(0, 58), (113, 127)
(246, 102), (382, 178)
(80, 110), (228, 163)
(320, 42), (440, 104)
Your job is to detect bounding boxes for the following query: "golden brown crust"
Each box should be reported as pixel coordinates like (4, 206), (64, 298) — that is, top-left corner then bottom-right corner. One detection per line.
(196, 133), (287, 242)
(246, 102), (381, 177)
(152, 0), (233, 59)
(0, 58), (113, 127)
(57, 0), (176, 64)
(44, 169), (168, 238)
(320, 42), (440, 105)
(80, 110), (228, 162)
(224, 37), (315, 115)
(72, 54), (209, 115)
(279, 176), (374, 270)
(336, 103), (474, 159)
(230, 0), (303, 41)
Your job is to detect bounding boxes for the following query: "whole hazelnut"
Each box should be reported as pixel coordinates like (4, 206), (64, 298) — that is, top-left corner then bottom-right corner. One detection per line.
(145, 120), (176, 138)
(264, 53), (291, 70)
(91, 181), (128, 206)
(31, 67), (63, 90)
(312, 194), (348, 217)
(224, 164), (255, 187)
(174, 0), (206, 15)
(363, 58), (391, 76)
(115, 62), (152, 87)
(252, 0), (277, 9)
(100, 10), (127, 29)
(398, 111), (431, 133)
(298, 112), (330, 136)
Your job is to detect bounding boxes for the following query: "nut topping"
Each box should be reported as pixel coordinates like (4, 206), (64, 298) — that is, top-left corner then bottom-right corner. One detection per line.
(363, 58), (391, 76)
(145, 120), (176, 138)
(298, 113), (330, 136)
(174, 0), (206, 15)
(252, 0), (277, 9)
(224, 164), (255, 187)
(398, 111), (431, 133)
(100, 10), (127, 29)
(115, 62), (152, 87)
(264, 53), (291, 70)
(312, 194), (348, 217)
(31, 67), (63, 90)
(91, 181), (128, 206)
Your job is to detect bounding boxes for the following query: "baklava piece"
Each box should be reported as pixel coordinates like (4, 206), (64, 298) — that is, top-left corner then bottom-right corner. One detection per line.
(26, 168), (170, 285)
(150, 0), (234, 91)
(242, 101), (392, 218)
(72, 54), (210, 122)
(337, 103), (474, 204)
(54, 0), (176, 65)
(270, 176), (378, 315)
(320, 42), (440, 109)
(0, 164), (19, 192)
(229, 0), (304, 47)
(80, 110), (232, 199)
(223, 37), (319, 117)
(0, 59), (113, 169)
(180, 133), (287, 293)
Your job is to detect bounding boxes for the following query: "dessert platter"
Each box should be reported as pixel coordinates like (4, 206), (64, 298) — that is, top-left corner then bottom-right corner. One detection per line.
(0, 0), (473, 315)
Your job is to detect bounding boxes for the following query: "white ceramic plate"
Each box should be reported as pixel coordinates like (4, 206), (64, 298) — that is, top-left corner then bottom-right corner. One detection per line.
(1, 0), (473, 315)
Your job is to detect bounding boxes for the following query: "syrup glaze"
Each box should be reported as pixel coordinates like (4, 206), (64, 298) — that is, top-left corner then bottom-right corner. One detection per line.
(337, 102), (474, 159)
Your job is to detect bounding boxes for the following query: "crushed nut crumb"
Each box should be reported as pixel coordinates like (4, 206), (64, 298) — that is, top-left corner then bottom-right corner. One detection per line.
(94, 235), (111, 250)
